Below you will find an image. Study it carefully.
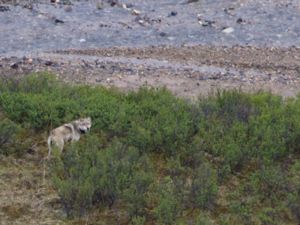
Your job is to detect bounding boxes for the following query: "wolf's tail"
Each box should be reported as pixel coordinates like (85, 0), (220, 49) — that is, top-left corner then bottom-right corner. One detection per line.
(47, 136), (52, 158)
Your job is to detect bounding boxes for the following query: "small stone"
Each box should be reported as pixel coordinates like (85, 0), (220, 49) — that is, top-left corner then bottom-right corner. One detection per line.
(222, 27), (234, 34)
(132, 9), (141, 15)
(168, 11), (177, 17)
(96, 2), (103, 10)
(126, 3), (134, 8)
(236, 18), (245, 24)
(202, 20), (214, 27)
(64, 5), (72, 12)
(159, 32), (167, 37)
(54, 18), (64, 24)
(45, 61), (53, 66)
(0, 5), (10, 12)
(10, 62), (19, 69)
(108, 0), (118, 7)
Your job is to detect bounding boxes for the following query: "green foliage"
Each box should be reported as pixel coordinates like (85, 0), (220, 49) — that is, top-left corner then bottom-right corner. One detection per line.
(189, 163), (218, 209)
(131, 216), (146, 225)
(2, 74), (300, 224)
(154, 177), (180, 225)
(125, 88), (194, 156)
(258, 207), (279, 225)
(50, 135), (153, 217)
(193, 90), (300, 179)
(250, 165), (287, 201)
(195, 213), (214, 225)
(0, 118), (20, 155)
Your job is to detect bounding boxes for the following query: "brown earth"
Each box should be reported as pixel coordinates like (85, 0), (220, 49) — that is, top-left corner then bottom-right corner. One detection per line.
(1, 45), (300, 99)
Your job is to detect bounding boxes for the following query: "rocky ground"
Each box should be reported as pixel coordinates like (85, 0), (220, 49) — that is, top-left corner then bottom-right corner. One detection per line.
(0, 0), (300, 98)
(1, 45), (300, 98)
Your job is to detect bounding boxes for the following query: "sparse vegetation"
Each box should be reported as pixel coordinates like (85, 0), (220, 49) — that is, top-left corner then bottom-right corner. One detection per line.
(1, 73), (300, 224)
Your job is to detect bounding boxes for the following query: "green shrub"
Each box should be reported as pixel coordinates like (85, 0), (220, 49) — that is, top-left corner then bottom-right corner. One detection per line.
(126, 88), (194, 156)
(0, 72), (59, 94)
(123, 160), (154, 217)
(50, 135), (153, 217)
(250, 165), (287, 201)
(154, 177), (180, 225)
(258, 207), (279, 225)
(189, 162), (218, 209)
(3, 74), (300, 224)
(195, 213), (214, 225)
(0, 118), (20, 155)
(131, 216), (146, 225)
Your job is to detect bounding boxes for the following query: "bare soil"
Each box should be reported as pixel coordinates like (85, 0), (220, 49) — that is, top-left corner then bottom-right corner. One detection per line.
(1, 45), (300, 99)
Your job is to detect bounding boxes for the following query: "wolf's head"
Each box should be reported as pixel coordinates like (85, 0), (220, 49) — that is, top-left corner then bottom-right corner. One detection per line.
(75, 117), (92, 134)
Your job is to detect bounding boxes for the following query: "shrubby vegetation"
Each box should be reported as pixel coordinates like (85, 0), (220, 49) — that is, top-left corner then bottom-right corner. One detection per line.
(1, 73), (300, 224)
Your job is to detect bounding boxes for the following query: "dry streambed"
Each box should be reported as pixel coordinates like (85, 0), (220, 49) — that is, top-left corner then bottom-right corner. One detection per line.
(1, 45), (300, 98)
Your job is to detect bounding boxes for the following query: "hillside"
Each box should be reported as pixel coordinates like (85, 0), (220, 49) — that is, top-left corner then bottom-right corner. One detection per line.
(0, 74), (300, 225)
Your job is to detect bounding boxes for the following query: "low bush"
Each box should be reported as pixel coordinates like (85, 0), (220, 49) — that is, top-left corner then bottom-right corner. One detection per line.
(2, 73), (300, 224)
(50, 135), (154, 217)
(0, 118), (28, 156)
(154, 177), (180, 225)
(189, 162), (218, 210)
(249, 165), (287, 201)
(195, 213), (214, 225)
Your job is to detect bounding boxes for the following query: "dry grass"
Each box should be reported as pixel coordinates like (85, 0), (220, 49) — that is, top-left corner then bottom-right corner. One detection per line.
(0, 155), (66, 225)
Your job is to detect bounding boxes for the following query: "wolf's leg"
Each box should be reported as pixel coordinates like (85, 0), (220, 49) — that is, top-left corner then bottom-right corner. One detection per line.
(47, 136), (52, 158)
(57, 139), (64, 154)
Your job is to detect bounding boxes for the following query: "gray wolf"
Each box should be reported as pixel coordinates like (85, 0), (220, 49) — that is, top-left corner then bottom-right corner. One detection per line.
(47, 117), (92, 157)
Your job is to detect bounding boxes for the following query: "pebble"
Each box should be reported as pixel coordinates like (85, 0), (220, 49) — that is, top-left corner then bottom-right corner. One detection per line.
(54, 18), (64, 24)
(0, 5), (10, 12)
(10, 62), (19, 69)
(132, 9), (141, 16)
(168, 11), (177, 17)
(64, 6), (72, 12)
(222, 27), (234, 34)
(159, 32), (167, 37)
(79, 39), (86, 43)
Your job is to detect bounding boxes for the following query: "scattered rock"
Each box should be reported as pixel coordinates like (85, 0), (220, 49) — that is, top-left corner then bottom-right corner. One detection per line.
(132, 9), (141, 16)
(197, 14), (215, 27)
(125, 3), (134, 8)
(199, 20), (215, 27)
(224, 7), (235, 16)
(45, 61), (53, 66)
(167, 36), (176, 41)
(222, 27), (234, 34)
(168, 11), (177, 17)
(236, 18), (246, 24)
(96, 2), (103, 10)
(107, 0), (119, 7)
(182, 0), (199, 4)
(54, 18), (64, 24)
(0, 5), (9, 12)
(64, 5), (72, 12)
(28, 58), (33, 64)
(159, 32), (167, 37)
(10, 62), (19, 69)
